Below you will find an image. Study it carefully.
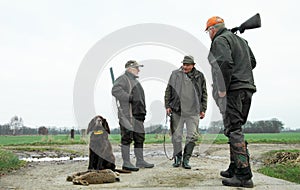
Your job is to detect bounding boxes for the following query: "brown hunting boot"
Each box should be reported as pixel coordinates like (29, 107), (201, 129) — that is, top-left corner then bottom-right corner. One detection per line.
(222, 166), (253, 188)
(222, 175), (254, 188)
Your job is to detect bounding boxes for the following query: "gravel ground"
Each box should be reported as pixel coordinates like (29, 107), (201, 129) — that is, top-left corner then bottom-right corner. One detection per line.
(1, 143), (300, 190)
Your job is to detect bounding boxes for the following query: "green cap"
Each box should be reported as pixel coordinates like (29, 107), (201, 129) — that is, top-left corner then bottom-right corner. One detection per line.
(181, 55), (195, 64)
(125, 60), (144, 68)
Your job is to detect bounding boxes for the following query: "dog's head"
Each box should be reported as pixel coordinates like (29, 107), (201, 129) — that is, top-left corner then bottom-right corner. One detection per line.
(87, 115), (110, 134)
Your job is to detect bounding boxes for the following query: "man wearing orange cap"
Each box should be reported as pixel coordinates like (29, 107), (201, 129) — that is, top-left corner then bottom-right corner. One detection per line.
(205, 16), (257, 188)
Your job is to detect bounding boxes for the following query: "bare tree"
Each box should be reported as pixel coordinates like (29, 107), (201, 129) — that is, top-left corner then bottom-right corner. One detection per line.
(10, 116), (24, 135)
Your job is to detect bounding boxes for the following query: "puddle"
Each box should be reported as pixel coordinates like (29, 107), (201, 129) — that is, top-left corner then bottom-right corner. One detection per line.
(20, 156), (88, 162)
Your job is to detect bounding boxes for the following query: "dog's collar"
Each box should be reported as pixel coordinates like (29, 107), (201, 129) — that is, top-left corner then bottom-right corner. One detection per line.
(93, 130), (103, 135)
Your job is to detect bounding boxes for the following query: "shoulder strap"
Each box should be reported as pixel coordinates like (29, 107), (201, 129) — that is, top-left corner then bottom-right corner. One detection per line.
(124, 75), (133, 123)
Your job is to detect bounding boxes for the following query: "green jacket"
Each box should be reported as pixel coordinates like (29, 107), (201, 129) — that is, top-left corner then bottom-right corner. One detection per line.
(164, 67), (207, 114)
(208, 28), (256, 97)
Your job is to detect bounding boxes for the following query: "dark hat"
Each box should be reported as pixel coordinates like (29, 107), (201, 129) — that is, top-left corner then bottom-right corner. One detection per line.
(182, 55), (195, 64)
(125, 60), (144, 68)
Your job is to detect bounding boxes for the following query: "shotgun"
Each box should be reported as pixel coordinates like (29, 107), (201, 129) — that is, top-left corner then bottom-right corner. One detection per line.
(230, 13), (261, 34)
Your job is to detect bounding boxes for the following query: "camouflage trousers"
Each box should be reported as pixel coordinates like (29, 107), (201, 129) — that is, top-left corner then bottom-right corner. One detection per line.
(221, 89), (253, 169)
(229, 130), (250, 168)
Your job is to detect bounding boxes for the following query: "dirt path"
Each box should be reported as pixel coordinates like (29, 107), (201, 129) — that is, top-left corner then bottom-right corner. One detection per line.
(1, 143), (300, 190)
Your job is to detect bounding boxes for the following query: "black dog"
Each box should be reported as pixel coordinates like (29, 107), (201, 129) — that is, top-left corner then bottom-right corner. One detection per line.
(87, 115), (116, 171)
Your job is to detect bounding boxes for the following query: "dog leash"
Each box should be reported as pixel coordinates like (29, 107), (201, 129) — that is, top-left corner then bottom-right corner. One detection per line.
(163, 114), (174, 160)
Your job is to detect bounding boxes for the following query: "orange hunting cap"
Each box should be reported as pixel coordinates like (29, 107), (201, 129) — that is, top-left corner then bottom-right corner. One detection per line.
(205, 16), (224, 31)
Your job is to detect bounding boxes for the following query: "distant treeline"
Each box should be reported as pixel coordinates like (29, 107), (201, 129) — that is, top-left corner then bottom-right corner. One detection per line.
(0, 124), (81, 136)
(0, 118), (299, 135)
(110, 124), (168, 134)
(111, 118), (295, 134)
(207, 118), (290, 134)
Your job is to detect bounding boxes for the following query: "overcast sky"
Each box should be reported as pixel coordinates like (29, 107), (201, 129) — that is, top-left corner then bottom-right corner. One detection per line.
(1, 0), (299, 129)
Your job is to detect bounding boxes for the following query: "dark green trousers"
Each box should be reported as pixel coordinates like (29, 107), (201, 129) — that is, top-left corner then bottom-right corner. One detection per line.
(220, 89), (253, 172)
(120, 118), (145, 148)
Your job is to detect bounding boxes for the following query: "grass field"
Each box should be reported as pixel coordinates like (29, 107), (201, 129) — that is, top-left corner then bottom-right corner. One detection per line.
(258, 149), (300, 184)
(1, 132), (300, 146)
(0, 134), (86, 146)
(208, 132), (300, 144)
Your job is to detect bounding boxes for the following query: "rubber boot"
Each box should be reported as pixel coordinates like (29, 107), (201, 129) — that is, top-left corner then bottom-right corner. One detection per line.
(121, 145), (139, 171)
(222, 167), (253, 188)
(172, 154), (182, 167)
(182, 142), (195, 169)
(134, 148), (154, 168)
(182, 159), (191, 169)
(172, 141), (182, 167)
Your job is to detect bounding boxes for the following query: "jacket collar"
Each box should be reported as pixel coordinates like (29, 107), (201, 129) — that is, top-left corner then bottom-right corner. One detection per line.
(212, 27), (228, 42)
(125, 70), (138, 79)
(178, 67), (200, 78)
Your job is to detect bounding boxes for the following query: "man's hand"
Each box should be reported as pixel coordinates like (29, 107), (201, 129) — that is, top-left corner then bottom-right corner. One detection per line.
(200, 112), (205, 119)
(166, 108), (172, 116)
(218, 91), (226, 98)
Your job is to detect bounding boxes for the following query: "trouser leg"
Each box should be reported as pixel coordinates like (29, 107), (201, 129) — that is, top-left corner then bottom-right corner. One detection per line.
(229, 129), (252, 179)
(182, 115), (199, 169)
(170, 113), (184, 158)
(220, 142), (236, 178)
(170, 113), (184, 167)
(221, 90), (253, 183)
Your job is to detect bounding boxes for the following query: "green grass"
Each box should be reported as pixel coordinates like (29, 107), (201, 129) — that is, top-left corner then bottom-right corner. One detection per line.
(244, 133), (300, 144)
(1, 132), (300, 146)
(0, 149), (26, 173)
(203, 132), (300, 144)
(258, 164), (300, 184)
(258, 149), (300, 184)
(143, 132), (300, 144)
(0, 135), (87, 146)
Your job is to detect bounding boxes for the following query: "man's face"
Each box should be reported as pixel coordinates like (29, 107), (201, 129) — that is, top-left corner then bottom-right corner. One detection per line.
(182, 64), (194, 73)
(128, 67), (140, 76)
(207, 26), (216, 40)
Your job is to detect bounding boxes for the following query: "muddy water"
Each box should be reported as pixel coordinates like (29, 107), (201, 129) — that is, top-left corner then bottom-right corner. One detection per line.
(20, 156), (89, 162)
